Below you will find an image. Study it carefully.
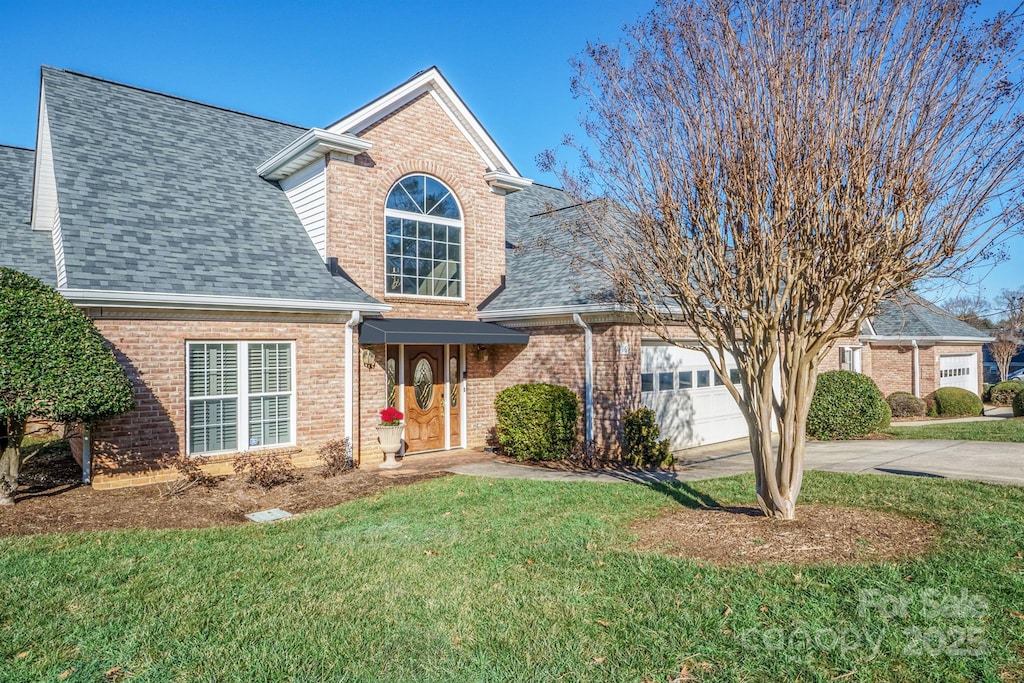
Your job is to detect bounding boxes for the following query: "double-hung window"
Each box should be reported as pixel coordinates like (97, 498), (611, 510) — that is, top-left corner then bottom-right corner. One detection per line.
(187, 342), (295, 456)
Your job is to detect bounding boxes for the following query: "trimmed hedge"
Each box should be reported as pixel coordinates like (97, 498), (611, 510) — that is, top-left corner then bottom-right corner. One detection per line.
(989, 381), (1024, 407)
(495, 383), (579, 461)
(807, 370), (890, 440)
(1014, 389), (1024, 418)
(621, 407), (672, 468)
(931, 387), (984, 417)
(887, 391), (927, 419)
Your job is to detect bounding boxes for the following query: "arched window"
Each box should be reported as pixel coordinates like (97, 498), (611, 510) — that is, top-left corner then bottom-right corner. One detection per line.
(384, 174), (463, 298)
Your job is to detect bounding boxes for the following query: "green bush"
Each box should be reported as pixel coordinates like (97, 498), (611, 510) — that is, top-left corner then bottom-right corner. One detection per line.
(495, 383), (579, 461)
(989, 381), (1024, 407)
(621, 407), (672, 468)
(1014, 389), (1024, 418)
(806, 370), (889, 440)
(886, 391), (926, 419)
(932, 387), (984, 417)
(982, 383), (993, 402)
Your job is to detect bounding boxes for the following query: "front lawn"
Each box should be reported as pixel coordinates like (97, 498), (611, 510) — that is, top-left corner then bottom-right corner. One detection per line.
(885, 418), (1024, 442)
(1, 472), (1023, 682)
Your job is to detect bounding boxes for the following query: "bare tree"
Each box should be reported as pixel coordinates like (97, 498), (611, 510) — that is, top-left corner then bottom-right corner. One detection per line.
(989, 327), (1022, 382)
(998, 287), (1024, 329)
(546, 0), (1024, 518)
(943, 294), (993, 330)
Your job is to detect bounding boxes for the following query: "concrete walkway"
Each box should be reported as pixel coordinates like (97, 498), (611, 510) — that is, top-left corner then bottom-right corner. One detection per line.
(894, 405), (1014, 427)
(448, 438), (1024, 488)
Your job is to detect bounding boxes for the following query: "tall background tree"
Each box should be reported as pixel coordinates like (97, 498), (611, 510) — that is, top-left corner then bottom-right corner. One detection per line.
(943, 293), (994, 331)
(0, 268), (134, 504)
(546, 0), (1024, 518)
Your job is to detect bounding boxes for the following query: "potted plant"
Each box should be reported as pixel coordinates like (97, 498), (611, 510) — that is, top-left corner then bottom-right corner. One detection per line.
(376, 406), (405, 469)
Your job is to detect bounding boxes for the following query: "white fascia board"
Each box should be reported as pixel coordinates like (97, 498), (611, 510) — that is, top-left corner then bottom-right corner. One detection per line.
(60, 289), (391, 314)
(483, 170), (533, 194)
(327, 67), (527, 180)
(860, 335), (994, 344)
(258, 128), (373, 181)
(479, 303), (632, 322)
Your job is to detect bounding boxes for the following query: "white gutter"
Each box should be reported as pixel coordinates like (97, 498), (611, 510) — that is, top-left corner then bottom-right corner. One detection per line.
(344, 311), (362, 465)
(60, 289), (390, 314)
(481, 303), (632, 322)
(572, 313), (594, 446)
(912, 340), (920, 398)
(860, 335), (994, 344)
(257, 128), (373, 181)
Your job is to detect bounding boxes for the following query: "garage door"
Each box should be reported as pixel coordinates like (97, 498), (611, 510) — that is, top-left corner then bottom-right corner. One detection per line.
(640, 343), (748, 451)
(939, 354), (978, 394)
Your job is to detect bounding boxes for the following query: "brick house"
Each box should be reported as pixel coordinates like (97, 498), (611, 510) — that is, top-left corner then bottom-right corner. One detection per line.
(0, 67), (991, 487)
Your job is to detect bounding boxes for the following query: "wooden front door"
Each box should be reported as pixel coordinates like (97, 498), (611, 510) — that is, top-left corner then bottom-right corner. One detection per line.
(403, 346), (445, 452)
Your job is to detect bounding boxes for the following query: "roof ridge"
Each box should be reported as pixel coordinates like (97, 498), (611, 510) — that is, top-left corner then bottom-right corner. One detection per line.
(42, 66), (307, 131)
(0, 144), (35, 153)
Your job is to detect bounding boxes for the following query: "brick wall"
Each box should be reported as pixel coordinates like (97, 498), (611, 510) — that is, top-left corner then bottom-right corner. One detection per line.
(86, 310), (350, 488)
(868, 342), (984, 397)
(326, 93), (506, 321)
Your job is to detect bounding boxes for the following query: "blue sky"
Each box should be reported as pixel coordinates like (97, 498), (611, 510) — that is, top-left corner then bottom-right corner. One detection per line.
(1, 0), (1019, 311)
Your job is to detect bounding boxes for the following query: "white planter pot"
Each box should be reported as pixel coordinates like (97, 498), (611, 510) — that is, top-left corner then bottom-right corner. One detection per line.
(376, 424), (405, 469)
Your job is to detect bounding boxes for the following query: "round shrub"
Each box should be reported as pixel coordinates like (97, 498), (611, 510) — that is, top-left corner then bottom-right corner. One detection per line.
(989, 380), (1024, 407)
(1014, 389), (1024, 418)
(807, 370), (889, 440)
(931, 387), (983, 417)
(886, 391), (927, 419)
(622, 407), (672, 468)
(495, 383), (579, 461)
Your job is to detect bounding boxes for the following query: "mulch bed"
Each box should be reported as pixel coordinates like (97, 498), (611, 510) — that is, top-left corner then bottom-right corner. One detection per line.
(632, 504), (937, 565)
(0, 444), (473, 537)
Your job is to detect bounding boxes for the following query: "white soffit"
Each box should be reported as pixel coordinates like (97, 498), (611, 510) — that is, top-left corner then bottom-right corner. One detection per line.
(257, 128), (373, 182)
(326, 67), (528, 182)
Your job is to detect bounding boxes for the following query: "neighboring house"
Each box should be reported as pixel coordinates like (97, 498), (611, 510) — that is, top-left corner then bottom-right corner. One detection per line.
(982, 346), (1024, 383)
(0, 67), (992, 487)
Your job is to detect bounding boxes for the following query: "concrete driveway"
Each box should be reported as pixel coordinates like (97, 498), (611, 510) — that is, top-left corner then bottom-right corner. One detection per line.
(448, 438), (1024, 487)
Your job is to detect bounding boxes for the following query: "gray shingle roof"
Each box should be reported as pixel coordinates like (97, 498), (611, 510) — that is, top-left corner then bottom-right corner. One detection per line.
(484, 184), (618, 311)
(0, 145), (56, 285)
(42, 67), (378, 305)
(869, 296), (991, 340)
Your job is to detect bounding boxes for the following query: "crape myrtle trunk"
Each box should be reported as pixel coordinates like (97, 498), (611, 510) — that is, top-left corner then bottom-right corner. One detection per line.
(0, 417), (25, 505)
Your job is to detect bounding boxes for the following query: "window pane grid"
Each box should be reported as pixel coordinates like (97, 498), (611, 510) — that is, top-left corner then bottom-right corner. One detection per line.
(385, 175), (463, 299)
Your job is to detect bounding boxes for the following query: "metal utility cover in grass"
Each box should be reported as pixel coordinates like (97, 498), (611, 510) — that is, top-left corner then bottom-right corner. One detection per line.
(245, 508), (292, 523)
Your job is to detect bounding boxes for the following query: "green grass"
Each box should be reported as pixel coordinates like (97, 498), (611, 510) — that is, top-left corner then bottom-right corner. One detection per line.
(1, 473), (1023, 682)
(885, 417), (1024, 442)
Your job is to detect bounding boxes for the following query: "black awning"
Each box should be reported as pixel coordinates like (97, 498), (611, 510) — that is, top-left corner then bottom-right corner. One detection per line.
(358, 318), (530, 345)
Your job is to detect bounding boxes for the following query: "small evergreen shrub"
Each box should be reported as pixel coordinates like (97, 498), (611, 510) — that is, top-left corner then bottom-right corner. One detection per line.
(1013, 389), (1024, 418)
(886, 391), (927, 419)
(982, 383), (993, 403)
(923, 393), (938, 417)
(806, 370), (889, 440)
(621, 407), (672, 468)
(989, 381), (1024, 407)
(495, 383), (579, 461)
(931, 387), (984, 417)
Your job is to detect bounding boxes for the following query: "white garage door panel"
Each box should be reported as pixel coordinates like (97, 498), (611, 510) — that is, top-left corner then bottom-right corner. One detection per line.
(641, 344), (749, 450)
(939, 354), (977, 394)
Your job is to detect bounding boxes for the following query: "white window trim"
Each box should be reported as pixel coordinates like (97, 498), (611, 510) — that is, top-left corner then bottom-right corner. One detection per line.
(383, 174), (466, 302)
(839, 345), (864, 374)
(641, 364), (740, 395)
(185, 341), (297, 457)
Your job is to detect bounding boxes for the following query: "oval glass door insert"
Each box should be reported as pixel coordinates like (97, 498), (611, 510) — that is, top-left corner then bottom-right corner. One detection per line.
(414, 358), (434, 410)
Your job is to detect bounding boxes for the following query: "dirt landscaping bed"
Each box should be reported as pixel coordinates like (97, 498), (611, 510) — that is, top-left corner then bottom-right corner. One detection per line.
(632, 504), (937, 565)
(0, 443), (490, 536)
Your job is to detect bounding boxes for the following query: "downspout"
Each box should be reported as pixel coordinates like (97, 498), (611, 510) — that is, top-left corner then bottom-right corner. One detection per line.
(572, 314), (594, 446)
(345, 311), (362, 466)
(911, 339), (920, 398)
(80, 424), (91, 485)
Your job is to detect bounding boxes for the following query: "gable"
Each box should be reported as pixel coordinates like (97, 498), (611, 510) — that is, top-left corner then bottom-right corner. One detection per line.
(0, 145), (56, 285)
(326, 67), (525, 181)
